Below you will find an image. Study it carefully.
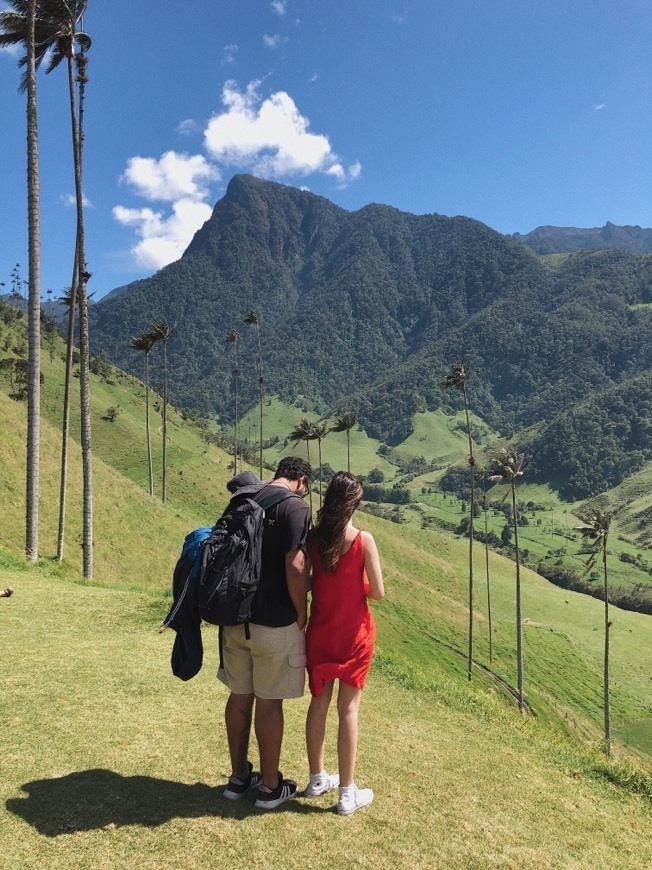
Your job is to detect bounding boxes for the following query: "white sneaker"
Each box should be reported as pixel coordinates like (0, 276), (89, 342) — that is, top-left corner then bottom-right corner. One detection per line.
(337, 784), (374, 816)
(305, 771), (340, 796)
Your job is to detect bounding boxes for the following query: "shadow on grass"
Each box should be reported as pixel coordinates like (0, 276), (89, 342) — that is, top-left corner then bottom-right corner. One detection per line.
(7, 769), (330, 835)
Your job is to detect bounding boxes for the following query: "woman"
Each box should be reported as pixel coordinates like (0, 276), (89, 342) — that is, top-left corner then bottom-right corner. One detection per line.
(304, 471), (384, 816)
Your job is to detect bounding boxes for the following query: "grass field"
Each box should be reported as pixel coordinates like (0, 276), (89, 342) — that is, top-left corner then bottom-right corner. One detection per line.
(1, 557), (651, 869)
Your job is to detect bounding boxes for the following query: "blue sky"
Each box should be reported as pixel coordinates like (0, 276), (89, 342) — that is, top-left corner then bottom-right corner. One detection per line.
(2, 0), (651, 300)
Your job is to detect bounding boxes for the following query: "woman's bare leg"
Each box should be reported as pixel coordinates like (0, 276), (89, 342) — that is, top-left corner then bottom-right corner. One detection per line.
(336, 683), (362, 786)
(306, 680), (334, 774)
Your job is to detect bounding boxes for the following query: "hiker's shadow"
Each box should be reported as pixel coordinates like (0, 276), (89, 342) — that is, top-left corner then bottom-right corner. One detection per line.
(7, 769), (329, 836)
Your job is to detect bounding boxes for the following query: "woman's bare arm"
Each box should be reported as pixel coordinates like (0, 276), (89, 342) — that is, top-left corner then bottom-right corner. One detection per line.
(361, 531), (384, 600)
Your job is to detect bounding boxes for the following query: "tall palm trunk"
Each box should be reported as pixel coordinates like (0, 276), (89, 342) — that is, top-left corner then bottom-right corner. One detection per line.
(602, 538), (611, 755)
(233, 366), (239, 475)
(462, 384), (475, 681)
(162, 337), (168, 502)
(149, 320), (174, 504)
(346, 430), (350, 473)
(69, 51), (92, 577)
(56, 252), (78, 561)
(226, 331), (240, 476)
(25, 0), (40, 561)
(305, 439), (313, 515)
(317, 438), (323, 508)
(144, 348), (153, 496)
(254, 323), (264, 477)
(511, 481), (524, 712)
(483, 473), (493, 664)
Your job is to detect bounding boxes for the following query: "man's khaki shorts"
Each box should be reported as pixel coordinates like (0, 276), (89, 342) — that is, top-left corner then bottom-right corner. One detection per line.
(217, 622), (306, 699)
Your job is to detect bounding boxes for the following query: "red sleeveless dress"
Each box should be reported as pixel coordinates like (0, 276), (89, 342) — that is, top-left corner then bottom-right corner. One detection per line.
(306, 532), (376, 697)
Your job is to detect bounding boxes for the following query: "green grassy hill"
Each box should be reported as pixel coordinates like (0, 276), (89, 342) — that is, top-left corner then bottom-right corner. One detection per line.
(251, 392), (652, 609)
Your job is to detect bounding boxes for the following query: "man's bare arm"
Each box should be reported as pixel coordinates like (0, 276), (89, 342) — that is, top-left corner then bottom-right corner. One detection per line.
(285, 548), (309, 629)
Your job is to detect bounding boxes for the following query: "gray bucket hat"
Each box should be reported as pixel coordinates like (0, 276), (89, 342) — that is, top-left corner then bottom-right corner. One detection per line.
(226, 471), (265, 496)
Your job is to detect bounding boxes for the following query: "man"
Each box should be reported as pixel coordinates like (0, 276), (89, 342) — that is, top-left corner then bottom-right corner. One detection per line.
(219, 456), (312, 809)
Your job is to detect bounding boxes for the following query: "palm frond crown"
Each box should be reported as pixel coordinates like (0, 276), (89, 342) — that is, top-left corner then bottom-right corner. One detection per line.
(488, 447), (528, 484)
(0, 0), (90, 91)
(330, 412), (357, 434)
(150, 318), (175, 343)
(129, 331), (155, 354)
(441, 362), (471, 391)
(288, 418), (314, 445)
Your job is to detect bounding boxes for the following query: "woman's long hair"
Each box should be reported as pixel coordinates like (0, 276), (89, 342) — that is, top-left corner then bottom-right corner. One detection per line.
(309, 471), (363, 573)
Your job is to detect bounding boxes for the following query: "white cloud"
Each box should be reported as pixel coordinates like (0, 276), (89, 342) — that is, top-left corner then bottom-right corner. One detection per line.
(263, 33), (283, 48)
(593, 103), (606, 111)
(120, 151), (220, 202)
(348, 161), (362, 180)
(271, 0), (287, 14)
(222, 43), (238, 65)
(60, 192), (92, 208)
(112, 199), (213, 270)
(177, 118), (199, 136)
(204, 80), (361, 184)
(115, 152), (219, 269)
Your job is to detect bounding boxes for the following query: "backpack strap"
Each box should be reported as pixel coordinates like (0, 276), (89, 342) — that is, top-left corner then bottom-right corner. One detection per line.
(255, 487), (301, 512)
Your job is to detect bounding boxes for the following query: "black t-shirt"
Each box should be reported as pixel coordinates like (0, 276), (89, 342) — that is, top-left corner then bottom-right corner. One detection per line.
(250, 484), (311, 627)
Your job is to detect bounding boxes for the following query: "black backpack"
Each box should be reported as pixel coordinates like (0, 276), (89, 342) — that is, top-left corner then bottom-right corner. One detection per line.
(196, 487), (298, 627)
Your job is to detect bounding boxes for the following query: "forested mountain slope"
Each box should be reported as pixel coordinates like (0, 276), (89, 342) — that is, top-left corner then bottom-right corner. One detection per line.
(89, 175), (652, 499)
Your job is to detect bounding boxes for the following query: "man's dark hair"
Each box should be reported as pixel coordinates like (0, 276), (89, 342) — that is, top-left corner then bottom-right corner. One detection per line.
(275, 456), (312, 481)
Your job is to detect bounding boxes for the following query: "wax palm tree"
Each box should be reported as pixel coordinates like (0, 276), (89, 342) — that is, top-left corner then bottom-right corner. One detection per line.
(244, 309), (264, 478)
(442, 363), (476, 681)
(1, 0), (43, 560)
(150, 319), (175, 503)
(330, 413), (357, 473)
(576, 508), (612, 755)
(289, 418), (315, 513)
(311, 422), (329, 508)
(129, 330), (156, 496)
(489, 447), (528, 712)
(225, 329), (240, 474)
